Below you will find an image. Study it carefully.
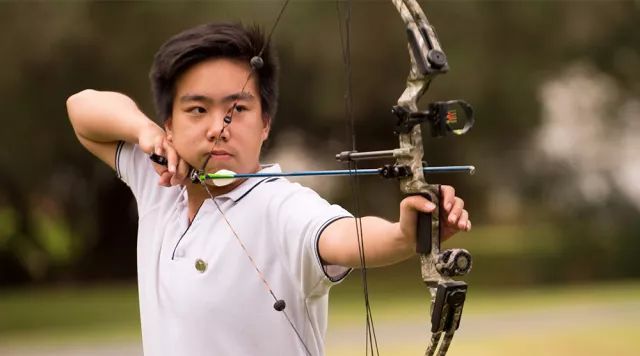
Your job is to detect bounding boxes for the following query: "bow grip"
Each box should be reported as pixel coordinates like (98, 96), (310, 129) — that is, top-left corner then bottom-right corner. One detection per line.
(413, 186), (441, 255)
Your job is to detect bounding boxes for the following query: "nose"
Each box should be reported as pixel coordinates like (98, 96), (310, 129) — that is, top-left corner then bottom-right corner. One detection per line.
(205, 112), (231, 143)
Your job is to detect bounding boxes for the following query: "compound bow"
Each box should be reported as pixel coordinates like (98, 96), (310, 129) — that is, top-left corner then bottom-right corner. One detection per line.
(335, 1), (475, 355)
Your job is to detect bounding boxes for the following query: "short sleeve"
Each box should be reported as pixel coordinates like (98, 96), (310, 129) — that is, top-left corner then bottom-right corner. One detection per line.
(267, 182), (353, 298)
(115, 142), (164, 214)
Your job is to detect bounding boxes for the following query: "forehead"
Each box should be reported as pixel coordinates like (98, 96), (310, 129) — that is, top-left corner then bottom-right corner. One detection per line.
(174, 58), (258, 98)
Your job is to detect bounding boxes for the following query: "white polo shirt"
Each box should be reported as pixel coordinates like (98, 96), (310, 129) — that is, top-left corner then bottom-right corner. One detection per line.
(115, 142), (351, 356)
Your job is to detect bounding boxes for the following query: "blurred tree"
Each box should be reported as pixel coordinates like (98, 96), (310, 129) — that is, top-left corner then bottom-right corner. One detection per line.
(0, 1), (638, 287)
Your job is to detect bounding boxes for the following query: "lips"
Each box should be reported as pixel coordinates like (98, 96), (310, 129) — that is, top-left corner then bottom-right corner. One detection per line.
(211, 149), (230, 156)
(209, 150), (232, 160)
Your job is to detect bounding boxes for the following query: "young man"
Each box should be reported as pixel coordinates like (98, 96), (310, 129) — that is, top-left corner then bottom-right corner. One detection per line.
(67, 23), (470, 356)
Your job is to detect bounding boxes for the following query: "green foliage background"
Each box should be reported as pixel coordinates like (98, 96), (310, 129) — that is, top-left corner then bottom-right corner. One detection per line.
(0, 1), (639, 289)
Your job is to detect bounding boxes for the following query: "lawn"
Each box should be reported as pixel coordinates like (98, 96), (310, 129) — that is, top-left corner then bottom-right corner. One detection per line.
(0, 279), (639, 355)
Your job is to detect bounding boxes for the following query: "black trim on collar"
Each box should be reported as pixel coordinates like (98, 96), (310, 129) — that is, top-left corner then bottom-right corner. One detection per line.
(235, 178), (271, 203)
(171, 224), (191, 260)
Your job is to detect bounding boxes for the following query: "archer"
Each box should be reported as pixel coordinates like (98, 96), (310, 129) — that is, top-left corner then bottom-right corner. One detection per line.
(66, 22), (471, 356)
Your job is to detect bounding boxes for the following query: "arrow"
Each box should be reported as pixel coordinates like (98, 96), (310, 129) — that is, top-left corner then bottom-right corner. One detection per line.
(201, 166), (475, 186)
(148, 153), (475, 186)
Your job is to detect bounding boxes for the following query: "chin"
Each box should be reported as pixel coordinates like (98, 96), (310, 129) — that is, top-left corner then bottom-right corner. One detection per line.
(203, 163), (234, 174)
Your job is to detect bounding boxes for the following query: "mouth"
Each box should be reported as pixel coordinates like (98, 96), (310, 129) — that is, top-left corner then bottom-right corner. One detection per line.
(208, 150), (232, 161)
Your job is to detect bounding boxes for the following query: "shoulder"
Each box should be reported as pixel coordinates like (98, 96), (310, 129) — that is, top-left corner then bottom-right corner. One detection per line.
(227, 164), (324, 205)
(256, 177), (324, 206)
(254, 177), (351, 223)
(224, 164), (351, 219)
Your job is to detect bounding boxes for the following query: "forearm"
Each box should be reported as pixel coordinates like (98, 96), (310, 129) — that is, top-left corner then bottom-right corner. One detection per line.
(319, 216), (415, 268)
(66, 89), (158, 144)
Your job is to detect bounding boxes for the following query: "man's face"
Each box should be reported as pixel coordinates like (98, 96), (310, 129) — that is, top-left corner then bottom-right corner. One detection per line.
(166, 58), (270, 177)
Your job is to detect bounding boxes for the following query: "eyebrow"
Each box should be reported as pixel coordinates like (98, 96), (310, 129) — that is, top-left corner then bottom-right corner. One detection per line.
(179, 92), (255, 105)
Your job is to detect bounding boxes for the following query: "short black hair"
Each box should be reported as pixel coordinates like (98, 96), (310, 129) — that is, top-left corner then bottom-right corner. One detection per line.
(149, 22), (278, 123)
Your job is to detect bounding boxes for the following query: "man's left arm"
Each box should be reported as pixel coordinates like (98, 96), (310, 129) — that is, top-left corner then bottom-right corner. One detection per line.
(318, 185), (471, 268)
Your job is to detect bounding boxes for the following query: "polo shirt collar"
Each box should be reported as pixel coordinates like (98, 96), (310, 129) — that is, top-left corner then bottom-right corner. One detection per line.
(215, 164), (282, 202)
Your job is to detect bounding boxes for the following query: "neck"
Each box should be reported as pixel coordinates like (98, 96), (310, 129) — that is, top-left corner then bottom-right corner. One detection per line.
(184, 179), (244, 223)
(184, 163), (263, 221)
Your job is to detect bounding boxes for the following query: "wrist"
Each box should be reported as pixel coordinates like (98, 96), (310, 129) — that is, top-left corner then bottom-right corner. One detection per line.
(135, 119), (162, 144)
(395, 222), (415, 259)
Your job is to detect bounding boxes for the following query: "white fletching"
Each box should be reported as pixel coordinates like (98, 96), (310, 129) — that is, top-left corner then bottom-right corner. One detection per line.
(212, 169), (237, 187)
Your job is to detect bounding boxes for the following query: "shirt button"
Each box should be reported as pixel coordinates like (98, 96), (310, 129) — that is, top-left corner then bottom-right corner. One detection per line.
(195, 259), (207, 273)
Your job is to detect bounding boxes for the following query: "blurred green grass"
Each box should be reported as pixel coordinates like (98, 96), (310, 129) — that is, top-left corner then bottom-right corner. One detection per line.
(1, 280), (639, 355)
(0, 284), (140, 345)
(327, 279), (640, 356)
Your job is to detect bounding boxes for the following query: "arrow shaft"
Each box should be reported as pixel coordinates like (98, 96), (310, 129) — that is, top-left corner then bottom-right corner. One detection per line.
(200, 165), (475, 180)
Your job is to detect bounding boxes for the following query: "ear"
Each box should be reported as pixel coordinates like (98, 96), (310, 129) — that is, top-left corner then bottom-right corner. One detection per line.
(261, 114), (271, 141)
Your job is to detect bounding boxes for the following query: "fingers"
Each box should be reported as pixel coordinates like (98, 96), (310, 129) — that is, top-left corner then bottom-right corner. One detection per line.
(439, 185), (470, 231)
(444, 197), (471, 232)
(403, 191), (469, 229)
(456, 209), (471, 232)
(399, 188), (472, 248)
(148, 136), (188, 187)
(446, 197), (464, 225)
(400, 195), (433, 217)
(171, 158), (191, 185)
(440, 185), (456, 211)
(157, 171), (172, 187)
(150, 136), (169, 179)
(163, 139), (178, 174)
(153, 134), (164, 156)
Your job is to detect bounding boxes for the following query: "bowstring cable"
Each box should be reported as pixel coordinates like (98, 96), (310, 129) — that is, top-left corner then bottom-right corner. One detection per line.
(210, 0), (291, 154)
(202, 185), (313, 356)
(337, 1), (379, 355)
(198, 1), (312, 355)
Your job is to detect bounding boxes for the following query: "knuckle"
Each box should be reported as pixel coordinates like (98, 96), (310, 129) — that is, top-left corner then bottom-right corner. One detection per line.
(400, 199), (410, 211)
(444, 185), (455, 195)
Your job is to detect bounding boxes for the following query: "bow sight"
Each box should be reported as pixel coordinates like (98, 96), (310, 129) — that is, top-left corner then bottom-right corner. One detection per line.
(392, 100), (474, 137)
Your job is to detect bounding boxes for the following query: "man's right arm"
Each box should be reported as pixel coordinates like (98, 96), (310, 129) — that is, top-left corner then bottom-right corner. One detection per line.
(66, 90), (164, 170)
(66, 90), (188, 186)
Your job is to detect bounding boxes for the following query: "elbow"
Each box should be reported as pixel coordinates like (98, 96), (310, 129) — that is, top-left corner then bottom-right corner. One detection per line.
(66, 89), (96, 116)
(66, 89), (98, 139)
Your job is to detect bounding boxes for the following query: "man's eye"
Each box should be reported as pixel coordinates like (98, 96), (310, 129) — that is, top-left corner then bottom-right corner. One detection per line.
(235, 105), (248, 113)
(188, 107), (207, 115)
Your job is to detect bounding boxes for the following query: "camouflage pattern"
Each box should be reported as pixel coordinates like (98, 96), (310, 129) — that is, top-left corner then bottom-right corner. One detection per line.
(391, 1), (472, 355)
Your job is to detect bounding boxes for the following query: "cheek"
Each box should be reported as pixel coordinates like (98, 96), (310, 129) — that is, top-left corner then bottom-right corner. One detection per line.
(173, 120), (199, 138)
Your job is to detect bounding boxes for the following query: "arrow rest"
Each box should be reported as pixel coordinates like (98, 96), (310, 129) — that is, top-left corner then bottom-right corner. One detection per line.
(379, 164), (412, 179)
